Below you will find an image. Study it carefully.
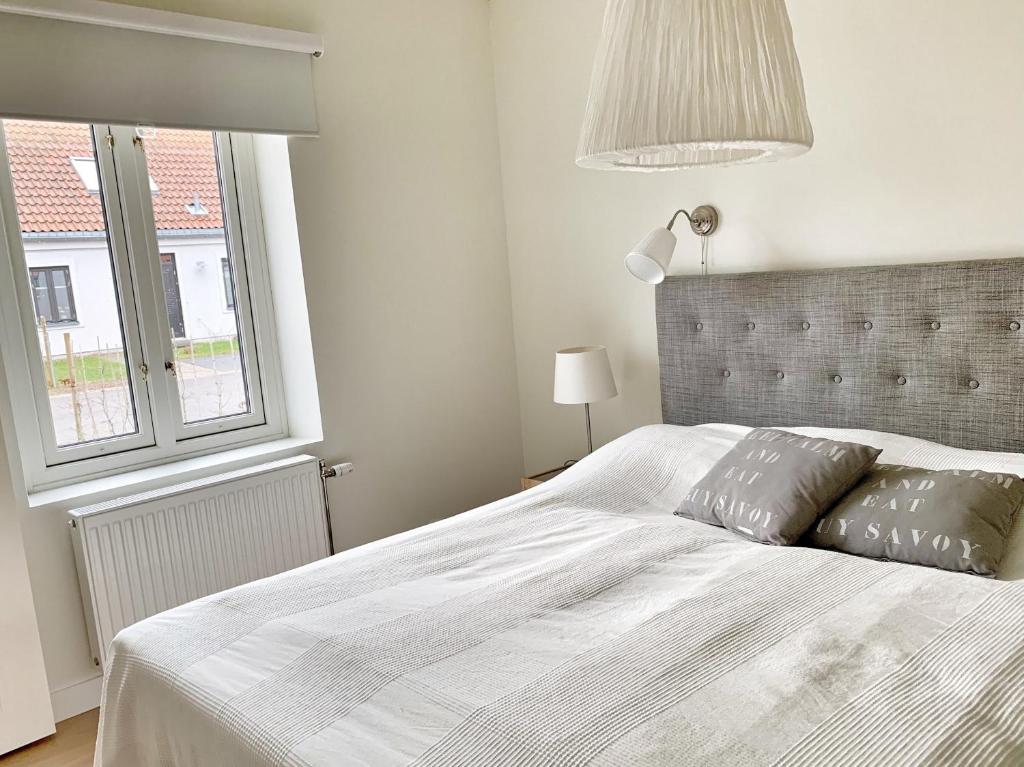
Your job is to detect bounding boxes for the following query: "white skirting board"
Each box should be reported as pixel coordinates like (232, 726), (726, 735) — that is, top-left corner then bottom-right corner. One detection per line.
(50, 673), (103, 722)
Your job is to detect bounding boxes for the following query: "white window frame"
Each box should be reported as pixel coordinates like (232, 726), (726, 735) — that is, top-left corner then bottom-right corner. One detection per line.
(0, 123), (287, 492)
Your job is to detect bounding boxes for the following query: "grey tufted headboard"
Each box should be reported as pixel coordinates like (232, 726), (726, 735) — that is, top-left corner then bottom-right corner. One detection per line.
(656, 257), (1024, 452)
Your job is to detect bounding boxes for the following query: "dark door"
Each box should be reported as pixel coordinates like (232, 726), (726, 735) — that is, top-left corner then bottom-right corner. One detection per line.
(160, 253), (186, 339)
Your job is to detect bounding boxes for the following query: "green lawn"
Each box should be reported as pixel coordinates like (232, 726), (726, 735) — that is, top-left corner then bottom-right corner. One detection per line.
(45, 338), (240, 388)
(175, 338), (240, 360)
(50, 354), (128, 386)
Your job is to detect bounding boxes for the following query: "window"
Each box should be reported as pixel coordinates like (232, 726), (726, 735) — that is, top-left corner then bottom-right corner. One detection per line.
(3, 120), (146, 454)
(143, 128), (260, 429)
(71, 155), (158, 195)
(70, 156), (100, 193)
(0, 120), (284, 488)
(30, 266), (77, 325)
(221, 258), (236, 309)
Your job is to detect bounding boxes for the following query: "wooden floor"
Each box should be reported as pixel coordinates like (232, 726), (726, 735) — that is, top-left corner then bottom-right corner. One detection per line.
(2, 709), (98, 767)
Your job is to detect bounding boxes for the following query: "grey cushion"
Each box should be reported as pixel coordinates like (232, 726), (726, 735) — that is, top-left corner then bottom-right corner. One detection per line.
(807, 465), (1024, 576)
(675, 428), (881, 545)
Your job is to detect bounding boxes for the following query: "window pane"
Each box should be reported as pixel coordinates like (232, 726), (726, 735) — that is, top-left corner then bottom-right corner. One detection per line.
(144, 129), (251, 424)
(3, 120), (139, 447)
(30, 269), (54, 322)
(50, 267), (76, 322)
(221, 258), (235, 309)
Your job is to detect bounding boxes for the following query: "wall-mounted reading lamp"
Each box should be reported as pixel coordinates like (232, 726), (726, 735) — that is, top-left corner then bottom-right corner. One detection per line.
(624, 205), (720, 284)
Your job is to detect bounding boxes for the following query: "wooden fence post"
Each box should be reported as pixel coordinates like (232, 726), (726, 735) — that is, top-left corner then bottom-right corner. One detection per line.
(63, 332), (84, 443)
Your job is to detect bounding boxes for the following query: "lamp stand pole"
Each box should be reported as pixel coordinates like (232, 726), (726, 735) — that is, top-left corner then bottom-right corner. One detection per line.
(584, 402), (593, 454)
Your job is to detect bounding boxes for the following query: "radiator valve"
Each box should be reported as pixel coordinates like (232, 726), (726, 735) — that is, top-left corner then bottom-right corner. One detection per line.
(321, 462), (354, 480)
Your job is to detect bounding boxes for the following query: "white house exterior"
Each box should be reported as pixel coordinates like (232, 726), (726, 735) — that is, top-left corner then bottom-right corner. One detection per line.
(25, 233), (236, 356)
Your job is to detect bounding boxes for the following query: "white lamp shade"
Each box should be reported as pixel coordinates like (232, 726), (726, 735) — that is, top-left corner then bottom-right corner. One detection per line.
(577, 0), (813, 171)
(625, 227), (677, 284)
(554, 346), (618, 404)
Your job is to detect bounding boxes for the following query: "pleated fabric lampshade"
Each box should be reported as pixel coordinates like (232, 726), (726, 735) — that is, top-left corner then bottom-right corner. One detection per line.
(577, 0), (813, 171)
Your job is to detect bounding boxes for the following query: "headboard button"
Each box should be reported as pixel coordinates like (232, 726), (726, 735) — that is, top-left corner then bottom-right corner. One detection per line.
(1011, 321), (1020, 331)
(833, 375), (843, 384)
(747, 322), (756, 330)
(897, 375), (907, 385)
(863, 321), (873, 330)
(801, 321), (811, 330)
(931, 321), (941, 330)
(776, 371), (785, 380)
(968, 379), (980, 390)
(695, 322), (703, 331)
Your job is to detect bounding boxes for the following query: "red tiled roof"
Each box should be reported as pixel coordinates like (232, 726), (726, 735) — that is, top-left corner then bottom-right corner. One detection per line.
(3, 120), (224, 234)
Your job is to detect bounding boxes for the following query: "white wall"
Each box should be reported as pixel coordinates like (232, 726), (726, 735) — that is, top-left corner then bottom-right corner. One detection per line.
(12, 0), (523, 717)
(488, 0), (1024, 473)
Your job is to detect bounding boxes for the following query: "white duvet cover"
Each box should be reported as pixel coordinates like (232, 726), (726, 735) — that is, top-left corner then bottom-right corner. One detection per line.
(96, 424), (1024, 766)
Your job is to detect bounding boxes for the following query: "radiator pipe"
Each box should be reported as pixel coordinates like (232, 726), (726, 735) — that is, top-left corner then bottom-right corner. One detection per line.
(319, 461), (354, 555)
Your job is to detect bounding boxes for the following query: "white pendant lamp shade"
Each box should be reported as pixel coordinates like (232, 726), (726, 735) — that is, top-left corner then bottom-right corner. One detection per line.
(577, 0), (813, 171)
(625, 227), (677, 284)
(553, 347), (618, 405)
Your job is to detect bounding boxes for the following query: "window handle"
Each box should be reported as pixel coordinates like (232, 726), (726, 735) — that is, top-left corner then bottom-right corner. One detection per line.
(138, 362), (149, 381)
(164, 360), (177, 378)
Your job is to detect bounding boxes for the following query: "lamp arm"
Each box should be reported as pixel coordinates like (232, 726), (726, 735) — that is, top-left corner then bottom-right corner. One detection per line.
(665, 209), (692, 231)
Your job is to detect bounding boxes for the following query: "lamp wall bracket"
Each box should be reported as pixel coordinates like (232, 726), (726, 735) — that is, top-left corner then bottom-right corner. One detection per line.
(667, 205), (719, 237)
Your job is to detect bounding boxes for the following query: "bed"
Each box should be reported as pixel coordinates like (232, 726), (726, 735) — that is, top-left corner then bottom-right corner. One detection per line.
(96, 258), (1024, 766)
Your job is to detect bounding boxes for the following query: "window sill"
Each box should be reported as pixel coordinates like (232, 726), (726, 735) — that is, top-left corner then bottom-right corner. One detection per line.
(28, 435), (323, 513)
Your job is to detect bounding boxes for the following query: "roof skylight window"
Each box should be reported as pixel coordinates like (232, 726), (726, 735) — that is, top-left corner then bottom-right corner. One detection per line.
(70, 156), (99, 193)
(70, 156), (158, 194)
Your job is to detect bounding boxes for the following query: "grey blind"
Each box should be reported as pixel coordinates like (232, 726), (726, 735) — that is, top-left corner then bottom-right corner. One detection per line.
(0, 9), (319, 135)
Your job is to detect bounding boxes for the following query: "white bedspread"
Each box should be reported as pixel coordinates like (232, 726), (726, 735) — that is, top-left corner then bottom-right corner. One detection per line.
(96, 424), (1024, 766)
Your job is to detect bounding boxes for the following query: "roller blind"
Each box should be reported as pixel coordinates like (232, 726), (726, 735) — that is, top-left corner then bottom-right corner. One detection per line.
(0, 2), (320, 135)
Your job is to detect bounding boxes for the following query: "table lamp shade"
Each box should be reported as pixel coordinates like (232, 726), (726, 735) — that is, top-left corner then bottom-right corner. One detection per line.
(554, 346), (618, 404)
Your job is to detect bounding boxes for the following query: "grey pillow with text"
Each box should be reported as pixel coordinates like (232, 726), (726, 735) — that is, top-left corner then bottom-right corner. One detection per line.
(675, 428), (882, 545)
(807, 464), (1024, 576)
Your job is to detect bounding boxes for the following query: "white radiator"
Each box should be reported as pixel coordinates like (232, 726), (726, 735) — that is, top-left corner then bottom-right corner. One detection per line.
(68, 454), (331, 667)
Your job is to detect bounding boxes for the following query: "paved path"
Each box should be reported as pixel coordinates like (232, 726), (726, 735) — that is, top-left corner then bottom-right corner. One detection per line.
(49, 363), (247, 446)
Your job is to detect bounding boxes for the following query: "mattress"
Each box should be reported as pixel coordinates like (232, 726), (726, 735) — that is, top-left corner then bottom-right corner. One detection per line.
(96, 424), (1024, 766)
